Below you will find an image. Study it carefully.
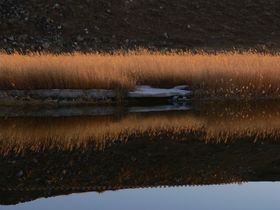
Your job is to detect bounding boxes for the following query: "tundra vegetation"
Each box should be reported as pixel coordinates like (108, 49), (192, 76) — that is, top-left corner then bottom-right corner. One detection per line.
(1, 51), (280, 99)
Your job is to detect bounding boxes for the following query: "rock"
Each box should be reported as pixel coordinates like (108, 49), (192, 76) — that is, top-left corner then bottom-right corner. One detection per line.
(163, 32), (169, 39)
(46, 18), (53, 24)
(18, 34), (28, 41)
(53, 3), (60, 9)
(42, 42), (50, 49)
(77, 35), (84, 41)
(8, 36), (14, 41)
(17, 170), (23, 178)
(131, 156), (136, 161)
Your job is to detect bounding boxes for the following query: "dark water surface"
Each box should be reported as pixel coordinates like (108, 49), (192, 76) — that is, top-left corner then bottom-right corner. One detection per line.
(2, 101), (280, 209)
(2, 182), (280, 210)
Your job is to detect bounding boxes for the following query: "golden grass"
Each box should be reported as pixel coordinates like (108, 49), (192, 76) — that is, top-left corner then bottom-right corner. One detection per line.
(1, 51), (280, 97)
(1, 102), (280, 154)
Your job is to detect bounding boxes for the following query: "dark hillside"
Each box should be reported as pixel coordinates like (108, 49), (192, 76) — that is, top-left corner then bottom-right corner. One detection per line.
(1, 0), (280, 52)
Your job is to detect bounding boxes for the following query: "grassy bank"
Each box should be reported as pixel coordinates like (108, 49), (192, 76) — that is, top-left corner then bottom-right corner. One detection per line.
(1, 51), (280, 98)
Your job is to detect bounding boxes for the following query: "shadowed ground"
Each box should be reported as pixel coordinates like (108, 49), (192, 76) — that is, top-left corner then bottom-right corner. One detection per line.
(1, 0), (280, 52)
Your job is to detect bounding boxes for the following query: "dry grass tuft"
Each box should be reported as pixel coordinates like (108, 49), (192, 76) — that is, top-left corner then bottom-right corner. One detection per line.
(1, 51), (280, 98)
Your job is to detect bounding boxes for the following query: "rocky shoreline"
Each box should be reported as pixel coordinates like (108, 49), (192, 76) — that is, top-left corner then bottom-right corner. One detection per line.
(0, 86), (191, 105)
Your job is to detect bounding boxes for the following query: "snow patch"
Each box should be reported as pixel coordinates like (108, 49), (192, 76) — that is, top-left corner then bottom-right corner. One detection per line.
(128, 85), (191, 98)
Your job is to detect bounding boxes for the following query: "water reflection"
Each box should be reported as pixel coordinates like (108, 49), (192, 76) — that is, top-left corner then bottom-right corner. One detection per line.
(1, 101), (280, 154)
(2, 183), (280, 210)
(1, 101), (280, 206)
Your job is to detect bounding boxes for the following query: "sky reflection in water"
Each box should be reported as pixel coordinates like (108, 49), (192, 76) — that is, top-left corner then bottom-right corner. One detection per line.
(3, 182), (280, 210)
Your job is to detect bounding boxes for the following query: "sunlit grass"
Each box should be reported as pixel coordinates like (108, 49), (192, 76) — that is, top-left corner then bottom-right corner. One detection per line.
(1, 51), (280, 98)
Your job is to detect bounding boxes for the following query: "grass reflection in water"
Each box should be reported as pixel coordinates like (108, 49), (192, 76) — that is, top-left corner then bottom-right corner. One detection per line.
(0, 101), (280, 154)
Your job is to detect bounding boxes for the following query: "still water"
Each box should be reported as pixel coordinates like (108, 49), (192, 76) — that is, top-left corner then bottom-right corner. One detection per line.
(2, 102), (280, 209)
(2, 182), (279, 210)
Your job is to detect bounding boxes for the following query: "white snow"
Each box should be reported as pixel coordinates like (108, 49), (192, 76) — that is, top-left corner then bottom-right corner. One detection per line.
(128, 85), (191, 98)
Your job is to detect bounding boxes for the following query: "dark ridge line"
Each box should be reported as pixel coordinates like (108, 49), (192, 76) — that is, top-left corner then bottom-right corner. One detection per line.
(0, 182), (243, 192)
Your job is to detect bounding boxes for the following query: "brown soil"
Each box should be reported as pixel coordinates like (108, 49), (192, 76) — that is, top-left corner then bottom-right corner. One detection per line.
(1, 0), (280, 52)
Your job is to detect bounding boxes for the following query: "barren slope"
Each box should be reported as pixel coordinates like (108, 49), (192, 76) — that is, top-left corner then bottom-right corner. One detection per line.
(1, 0), (280, 52)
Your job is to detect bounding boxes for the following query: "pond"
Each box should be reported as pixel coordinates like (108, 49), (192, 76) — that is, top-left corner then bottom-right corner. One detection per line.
(1, 101), (280, 209)
(2, 182), (280, 210)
